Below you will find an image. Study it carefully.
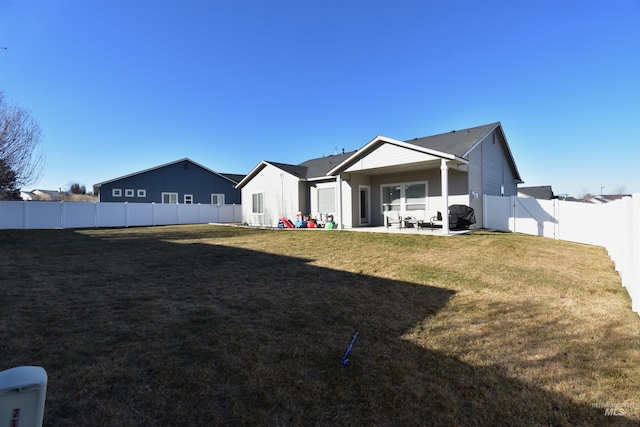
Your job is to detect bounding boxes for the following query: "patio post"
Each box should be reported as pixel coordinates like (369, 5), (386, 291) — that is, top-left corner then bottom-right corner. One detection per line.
(336, 174), (343, 229)
(441, 159), (450, 234)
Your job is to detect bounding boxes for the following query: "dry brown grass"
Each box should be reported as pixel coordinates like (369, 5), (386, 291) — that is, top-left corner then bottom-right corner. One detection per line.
(1, 225), (638, 426)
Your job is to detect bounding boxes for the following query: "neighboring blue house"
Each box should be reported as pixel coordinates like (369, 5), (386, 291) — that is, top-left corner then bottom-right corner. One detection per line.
(94, 158), (243, 204)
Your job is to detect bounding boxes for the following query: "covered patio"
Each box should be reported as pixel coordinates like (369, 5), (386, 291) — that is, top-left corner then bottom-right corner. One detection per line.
(326, 136), (471, 234)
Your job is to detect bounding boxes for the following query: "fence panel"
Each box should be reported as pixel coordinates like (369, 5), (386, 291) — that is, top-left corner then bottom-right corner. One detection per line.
(63, 202), (96, 229)
(483, 195), (511, 231)
(96, 203), (127, 227)
(513, 198), (557, 238)
(0, 201), (26, 229)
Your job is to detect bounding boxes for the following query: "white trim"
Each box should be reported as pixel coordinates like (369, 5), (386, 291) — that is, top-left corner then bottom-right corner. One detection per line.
(137, 189), (146, 197)
(112, 188), (122, 197)
(184, 194), (193, 204)
(125, 189), (135, 197)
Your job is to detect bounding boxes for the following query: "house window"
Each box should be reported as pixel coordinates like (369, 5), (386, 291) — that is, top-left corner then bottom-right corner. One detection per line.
(125, 189), (134, 197)
(137, 189), (146, 197)
(381, 181), (427, 212)
(318, 188), (335, 212)
(112, 189), (122, 197)
(252, 193), (264, 214)
(211, 194), (225, 205)
(162, 192), (178, 204)
(382, 185), (401, 211)
(405, 183), (426, 211)
(184, 194), (193, 204)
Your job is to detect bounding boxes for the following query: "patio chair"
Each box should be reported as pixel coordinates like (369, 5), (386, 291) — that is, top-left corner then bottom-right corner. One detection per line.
(384, 211), (403, 228)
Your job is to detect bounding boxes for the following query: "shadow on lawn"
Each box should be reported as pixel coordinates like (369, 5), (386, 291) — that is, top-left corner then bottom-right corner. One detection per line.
(1, 229), (633, 426)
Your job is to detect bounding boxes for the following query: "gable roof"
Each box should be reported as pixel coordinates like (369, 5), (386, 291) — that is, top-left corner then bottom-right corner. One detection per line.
(238, 122), (522, 187)
(235, 153), (357, 189)
(297, 150), (358, 179)
(407, 122), (500, 157)
(93, 158), (239, 188)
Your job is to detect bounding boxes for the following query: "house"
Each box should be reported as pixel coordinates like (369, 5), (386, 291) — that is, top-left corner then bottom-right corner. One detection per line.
(94, 158), (243, 205)
(236, 122), (523, 232)
(518, 185), (555, 200)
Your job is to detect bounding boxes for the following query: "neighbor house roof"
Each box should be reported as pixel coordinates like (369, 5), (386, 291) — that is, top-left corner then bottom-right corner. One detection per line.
(219, 173), (246, 184)
(94, 158), (240, 189)
(518, 185), (555, 200)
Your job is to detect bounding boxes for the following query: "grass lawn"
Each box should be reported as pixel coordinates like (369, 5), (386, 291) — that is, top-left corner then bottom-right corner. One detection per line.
(1, 225), (639, 426)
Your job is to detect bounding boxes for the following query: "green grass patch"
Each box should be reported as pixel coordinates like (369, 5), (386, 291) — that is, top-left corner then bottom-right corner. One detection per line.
(1, 225), (638, 426)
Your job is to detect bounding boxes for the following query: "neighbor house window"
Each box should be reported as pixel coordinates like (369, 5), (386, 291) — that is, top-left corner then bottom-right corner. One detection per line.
(162, 192), (178, 204)
(318, 188), (335, 212)
(211, 194), (225, 205)
(137, 189), (146, 197)
(252, 193), (264, 214)
(112, 189), (122, 197)
(125, 189), (134, 197)
(184, 194), (193, 204)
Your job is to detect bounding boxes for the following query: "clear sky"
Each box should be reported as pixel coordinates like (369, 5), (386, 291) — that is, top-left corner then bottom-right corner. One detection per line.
(1, 0), (639, 197)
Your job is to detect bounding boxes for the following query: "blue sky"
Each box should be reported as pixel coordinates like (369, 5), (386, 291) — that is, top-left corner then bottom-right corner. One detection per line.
(1, 0), (638, 197)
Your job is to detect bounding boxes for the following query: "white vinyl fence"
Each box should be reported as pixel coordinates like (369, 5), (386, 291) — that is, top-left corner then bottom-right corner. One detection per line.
(0, 201), (242, 230)
(484, 194), (640, 315)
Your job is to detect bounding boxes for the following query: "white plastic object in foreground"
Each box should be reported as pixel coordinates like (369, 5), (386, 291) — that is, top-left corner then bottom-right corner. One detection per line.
(0, 366), (47, 427)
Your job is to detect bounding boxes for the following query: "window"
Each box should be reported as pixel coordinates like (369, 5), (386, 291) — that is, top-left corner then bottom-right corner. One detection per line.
(184, 194), (193, 204)
(162, 192), (178, 204)
(381, 181), (427, 212)
(252, 193), (264, 214)
(112, 189), (122, 197)
(125, 189), (134, 197)
(211, 194), (225, 205)
(405, 183), (426, 211)
(318, 188), (335, 212)
(382, 185), (401, 211)
(137, 189), (146, 197)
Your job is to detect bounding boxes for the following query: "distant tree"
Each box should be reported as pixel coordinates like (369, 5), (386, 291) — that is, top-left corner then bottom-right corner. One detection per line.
(69, 182), (86, 194)
(0, 91), (45, 192)
(0, 157), (21, 200)
(577, 188), (594, 202)
(613, 185), (627, 195)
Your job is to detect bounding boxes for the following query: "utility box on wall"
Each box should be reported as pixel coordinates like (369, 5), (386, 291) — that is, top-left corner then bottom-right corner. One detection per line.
(0, 366), (47, 427)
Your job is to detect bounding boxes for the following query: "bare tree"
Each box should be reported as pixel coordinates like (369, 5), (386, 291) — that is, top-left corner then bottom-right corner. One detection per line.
(578, 188), (594, 203)
(613, 185), (627, 195)
(0, 92), (45, 193)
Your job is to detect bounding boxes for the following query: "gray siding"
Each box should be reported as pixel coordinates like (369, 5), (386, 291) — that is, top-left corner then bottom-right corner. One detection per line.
(466, 130), (519, 228)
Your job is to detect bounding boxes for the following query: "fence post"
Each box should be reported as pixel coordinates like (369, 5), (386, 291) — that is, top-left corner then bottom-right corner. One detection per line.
(22, 200), (28, 229)
(60, 201), (65, 229)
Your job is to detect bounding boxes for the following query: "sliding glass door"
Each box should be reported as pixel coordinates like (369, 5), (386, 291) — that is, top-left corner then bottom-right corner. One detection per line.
(381, 181), (427, 212)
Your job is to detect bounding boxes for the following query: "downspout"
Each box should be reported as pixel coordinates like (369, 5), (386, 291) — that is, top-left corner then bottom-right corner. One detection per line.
(336, 174), (343, 228)
(441, 159), (450, 234)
